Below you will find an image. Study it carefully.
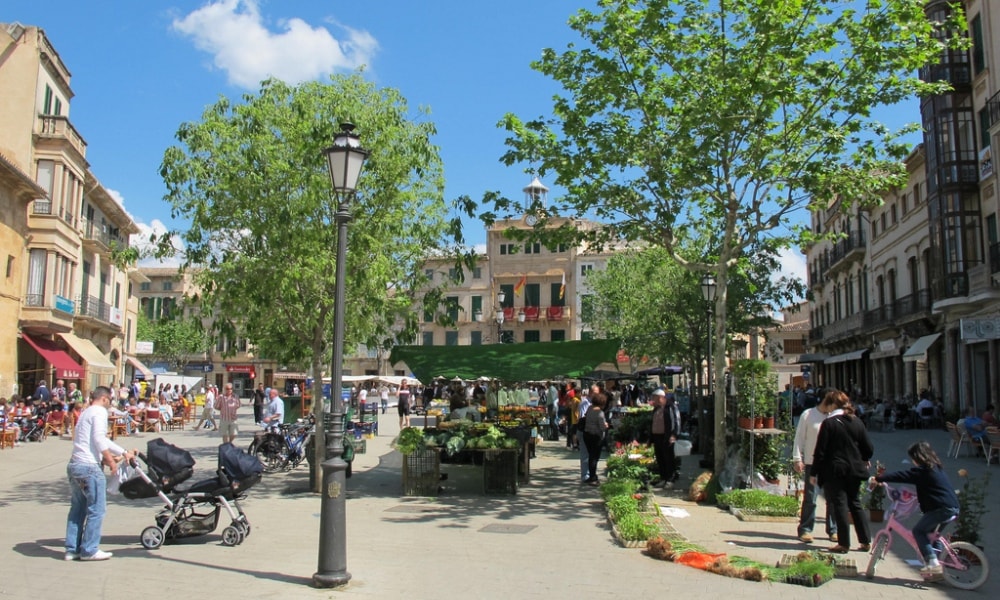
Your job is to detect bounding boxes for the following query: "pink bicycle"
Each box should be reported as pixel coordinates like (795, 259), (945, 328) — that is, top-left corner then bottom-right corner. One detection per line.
(865, 482), (989, 589)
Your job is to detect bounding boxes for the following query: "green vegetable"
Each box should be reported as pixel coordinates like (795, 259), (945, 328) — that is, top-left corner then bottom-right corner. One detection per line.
(395, 427), (426, 454)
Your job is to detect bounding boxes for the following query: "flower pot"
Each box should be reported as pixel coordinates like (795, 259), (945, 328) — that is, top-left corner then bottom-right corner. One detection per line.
(868, 509), (884, 523)
(738, 416), (752, 430)
(763, 416), (775, 429)
(753, 416), (764, 430)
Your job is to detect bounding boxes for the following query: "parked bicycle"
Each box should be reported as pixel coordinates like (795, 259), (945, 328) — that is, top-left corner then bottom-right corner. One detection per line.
(865, 482), (989, 589)
(248, 415), (314, 473)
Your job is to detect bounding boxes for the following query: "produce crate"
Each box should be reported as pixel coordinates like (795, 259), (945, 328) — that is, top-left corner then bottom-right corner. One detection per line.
(402, 449), (440, 496)
(483, 449), (518, 495)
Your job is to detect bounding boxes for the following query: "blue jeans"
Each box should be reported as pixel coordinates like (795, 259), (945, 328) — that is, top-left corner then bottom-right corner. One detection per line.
(798, 466), (836, 537)
(915, 506), (959, 561)
(66, 462), (107, 557)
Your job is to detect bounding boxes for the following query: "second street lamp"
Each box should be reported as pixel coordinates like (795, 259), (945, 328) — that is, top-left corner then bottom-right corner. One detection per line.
(313, 122), (368, 589)
(495, 291), (506, 343)
(700, 273), (718, 469)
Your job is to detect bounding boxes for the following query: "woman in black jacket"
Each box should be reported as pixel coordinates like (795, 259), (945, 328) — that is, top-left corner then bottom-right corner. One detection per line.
(810, 389), (874, 553)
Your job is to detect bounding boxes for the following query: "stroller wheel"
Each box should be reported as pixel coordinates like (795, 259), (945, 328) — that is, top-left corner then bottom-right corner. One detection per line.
(140, 526), (165, 549)
(221, 525), (244, 546)
(237, 521), (251, 538)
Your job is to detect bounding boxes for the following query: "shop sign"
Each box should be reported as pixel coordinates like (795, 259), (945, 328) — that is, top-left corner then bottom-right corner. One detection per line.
(961, 317), (1000, 341)
(55, 295), (75, 314)
(225, 364), (255, 373)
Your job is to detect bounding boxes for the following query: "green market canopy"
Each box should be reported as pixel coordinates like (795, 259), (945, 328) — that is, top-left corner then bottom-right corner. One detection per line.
(389, 339), (621, 383)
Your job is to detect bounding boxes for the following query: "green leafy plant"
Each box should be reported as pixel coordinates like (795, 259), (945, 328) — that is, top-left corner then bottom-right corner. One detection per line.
(716, 489), (799, 517)
(600, 479), (641, 501)
(606, 494), (640, 521)
(615, 512), (659, 541)
(394, 427), (426, 455)
(863, 466), (887, 511)
(955, 469), (990, 545)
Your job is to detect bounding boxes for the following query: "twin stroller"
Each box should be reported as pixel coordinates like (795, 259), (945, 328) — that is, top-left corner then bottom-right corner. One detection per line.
(121, 438), (263, 549)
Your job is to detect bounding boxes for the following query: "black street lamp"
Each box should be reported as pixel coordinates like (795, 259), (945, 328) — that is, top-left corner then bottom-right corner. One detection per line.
(700, 273), (717, 464)
(495, 291), (506, 343)
(313, 122), (368, 588)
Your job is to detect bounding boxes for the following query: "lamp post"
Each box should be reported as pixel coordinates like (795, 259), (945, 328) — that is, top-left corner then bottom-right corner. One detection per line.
(313, 122), (368, 588)
(700, 274), (717, 465)
(495, 291), (506, 343)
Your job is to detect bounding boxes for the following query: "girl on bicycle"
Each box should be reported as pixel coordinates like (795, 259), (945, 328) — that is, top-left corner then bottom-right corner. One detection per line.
(873, 441), (959, 578)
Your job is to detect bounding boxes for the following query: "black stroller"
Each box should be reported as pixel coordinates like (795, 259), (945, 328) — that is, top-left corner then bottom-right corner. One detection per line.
(122, 438), (263, 549)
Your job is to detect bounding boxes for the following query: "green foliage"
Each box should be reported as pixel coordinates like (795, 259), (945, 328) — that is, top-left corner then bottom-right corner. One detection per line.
(158, 74), (460, 381)
(716, 489), (799, 517)
(135, 312), (210, 371)
(955, 470), (990, 545)
(395, 427), (427, 455)
(614, 512), (660, 541)
(606, 494), (641, 521)
(611, 408), (653, 443)
(599, 478), (641, 501)
(606, 454), (655, 484)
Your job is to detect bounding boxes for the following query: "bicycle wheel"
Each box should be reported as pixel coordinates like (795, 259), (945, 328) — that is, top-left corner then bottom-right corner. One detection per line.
(254, 439), (287, 473)
(865, 533), (889, 579)
(941, 541), (989, 590)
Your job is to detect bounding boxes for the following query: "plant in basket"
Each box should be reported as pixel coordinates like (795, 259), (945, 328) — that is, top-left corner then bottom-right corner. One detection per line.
(954, 468), (989, 545)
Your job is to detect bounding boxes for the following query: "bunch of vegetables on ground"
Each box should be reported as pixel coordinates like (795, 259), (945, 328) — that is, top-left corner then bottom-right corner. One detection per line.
(393, 423), (522, 457)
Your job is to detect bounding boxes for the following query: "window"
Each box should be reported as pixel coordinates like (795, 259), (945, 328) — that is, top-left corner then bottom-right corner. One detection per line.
(140, 282), (151, 291)
(26, 249), (46, 304)
(524, 242), (541, 254)
(901, 193), (908, 215)
(470, 331), (482, 346)
(524, 330), (540, 343)
(914, 183), (921, 204)
(422, 332), (434, 346)
(448, 267), (457, 280)
(471, 295), (483, 320)
(446, 296), (459, 322)
(880, 213), (887, 231)
(580, 263), (594, 277)
(891, 204), (897, 224)
(550, 330), (566, 342)
(524, 283), (540, 307)
(6, 255), (13, 278)
(445, 331), (459, 346)
(785, 339), (806, 354)
(550, 282), (565, 307)
(43, 85), (53, 114)
(980, 108), (991, 151)
(472, 267), (482, 279)
(499, 284), (514, 307)
(987, 214), (998, 245)
(424, 268), (434, 280)
(163, 281), (173, 291)
(972, 14), (985, 75)
(423, 307), (433, 323)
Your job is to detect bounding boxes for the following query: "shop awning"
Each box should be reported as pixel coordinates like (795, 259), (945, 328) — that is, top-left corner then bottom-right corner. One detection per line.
(58, 332), (116, 374)
(125, 355), (154, 379)
(824, 348), (868, 364)
(389, 338), (621, 383)
(903, 333), (942, 363)
(21, 334), (85, 379)
(791, 353), (829, 364)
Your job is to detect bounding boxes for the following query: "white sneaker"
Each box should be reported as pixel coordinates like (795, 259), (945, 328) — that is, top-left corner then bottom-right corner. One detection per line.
(80, 550), (113, 561)
(64, 552), (79, 561)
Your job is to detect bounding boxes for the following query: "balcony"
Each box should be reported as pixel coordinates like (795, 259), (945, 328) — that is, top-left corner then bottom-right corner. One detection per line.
(75, 294), (121, 332)
(808, 326), (824, 344)
(894, 289), (932, 322)
(826, 230), (866, 275)
(821, 312), (864, 343)
(81, 219), (125, 253)
(34, 114), (87, 160)
(20, 294), (75, 333)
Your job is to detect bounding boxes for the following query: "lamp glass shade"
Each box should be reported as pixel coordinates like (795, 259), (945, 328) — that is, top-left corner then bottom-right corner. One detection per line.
(701, 274), (717, 302)
(324, 123), (369, 193)
(518, 311), (526, 323)
(497, 291), (506, 304)
(495, 310), (505, 325)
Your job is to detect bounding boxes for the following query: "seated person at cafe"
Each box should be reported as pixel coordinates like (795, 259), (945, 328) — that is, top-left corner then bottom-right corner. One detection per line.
(960, 405), (988, 441)
(448, 398), (481, 422)
(981, 404), (998, 427)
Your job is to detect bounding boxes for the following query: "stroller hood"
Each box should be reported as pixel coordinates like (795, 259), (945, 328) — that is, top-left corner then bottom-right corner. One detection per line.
(147, 438), (196, 479)
(218, 442), (263, 481)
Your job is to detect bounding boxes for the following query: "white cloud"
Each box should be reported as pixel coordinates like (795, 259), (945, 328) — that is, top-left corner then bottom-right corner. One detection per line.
(132, 219), (184, 267)
(172, 0), (377, 89)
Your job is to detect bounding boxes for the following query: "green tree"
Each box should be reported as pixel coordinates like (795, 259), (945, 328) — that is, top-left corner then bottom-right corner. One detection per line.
(159, 75), (457, 487)
(135, 312), (210, 372)
(479, 0), (964, 474)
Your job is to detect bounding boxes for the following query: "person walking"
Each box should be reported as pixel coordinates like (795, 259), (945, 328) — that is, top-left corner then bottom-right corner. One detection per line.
(792, 393), (837, 544)
(810, 389), (874, 554)
(253, 383), (266, 425)
(582, 393), (608, 485)
(576, 390), (592, 482)
(196, 386), (218, 431)
(215, 383), (241, 444)
(262, 388), (284, 426)
(650, 389), (681, 488)
(546, 380), (560, 441)
(397, 379), (411, 428)
(65, 386), (135, 561)
(379, 384), (389, 415)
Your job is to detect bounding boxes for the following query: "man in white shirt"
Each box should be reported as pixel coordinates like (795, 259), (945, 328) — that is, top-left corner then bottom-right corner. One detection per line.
(262, 388), (284, 426)
(197, 386), (217, 431)
(792, 396), (837, 543)
(65, 386), (135, 561)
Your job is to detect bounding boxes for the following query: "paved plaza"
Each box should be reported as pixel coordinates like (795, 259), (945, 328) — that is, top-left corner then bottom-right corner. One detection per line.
(0, 407), (996, 599)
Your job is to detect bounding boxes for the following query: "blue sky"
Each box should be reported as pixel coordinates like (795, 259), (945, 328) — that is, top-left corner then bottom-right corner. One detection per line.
(5, 0), (924, 285)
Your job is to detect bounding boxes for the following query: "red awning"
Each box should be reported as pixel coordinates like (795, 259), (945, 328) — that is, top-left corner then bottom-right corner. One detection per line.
(21, 334), (85, 379)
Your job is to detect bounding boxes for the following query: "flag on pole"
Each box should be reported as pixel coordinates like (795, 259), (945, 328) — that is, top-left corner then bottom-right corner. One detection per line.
(514, 274), (527, 296)
(559, 272), (566, 300)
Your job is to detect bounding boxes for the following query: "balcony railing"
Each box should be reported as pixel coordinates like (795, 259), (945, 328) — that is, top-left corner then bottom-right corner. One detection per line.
(24, 294), (44, 307)
(808, 326), (824, 343)
(894, 289), (932, 320)
(32, 200), (52, 215)
(827, 230), (866, 272)
(821, 311), (863, 341)
(35, 114), (88, 158)
(77, 294), (112, 323)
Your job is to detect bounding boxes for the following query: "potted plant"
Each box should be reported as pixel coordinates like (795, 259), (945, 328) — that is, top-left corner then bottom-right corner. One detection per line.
(954, 469), (990, 546)
(864, 470), (887, 523)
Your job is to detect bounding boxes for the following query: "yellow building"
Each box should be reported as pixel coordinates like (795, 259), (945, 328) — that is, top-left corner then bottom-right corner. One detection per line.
(1, 22), (142, 395)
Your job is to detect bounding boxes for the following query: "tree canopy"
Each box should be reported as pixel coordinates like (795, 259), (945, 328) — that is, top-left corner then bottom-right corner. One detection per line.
(474, 0), (965, 472)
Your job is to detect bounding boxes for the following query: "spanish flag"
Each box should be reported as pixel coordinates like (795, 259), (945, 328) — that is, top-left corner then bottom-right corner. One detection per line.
(514, 274), (527, 296)
(559, 272), (566, 300)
